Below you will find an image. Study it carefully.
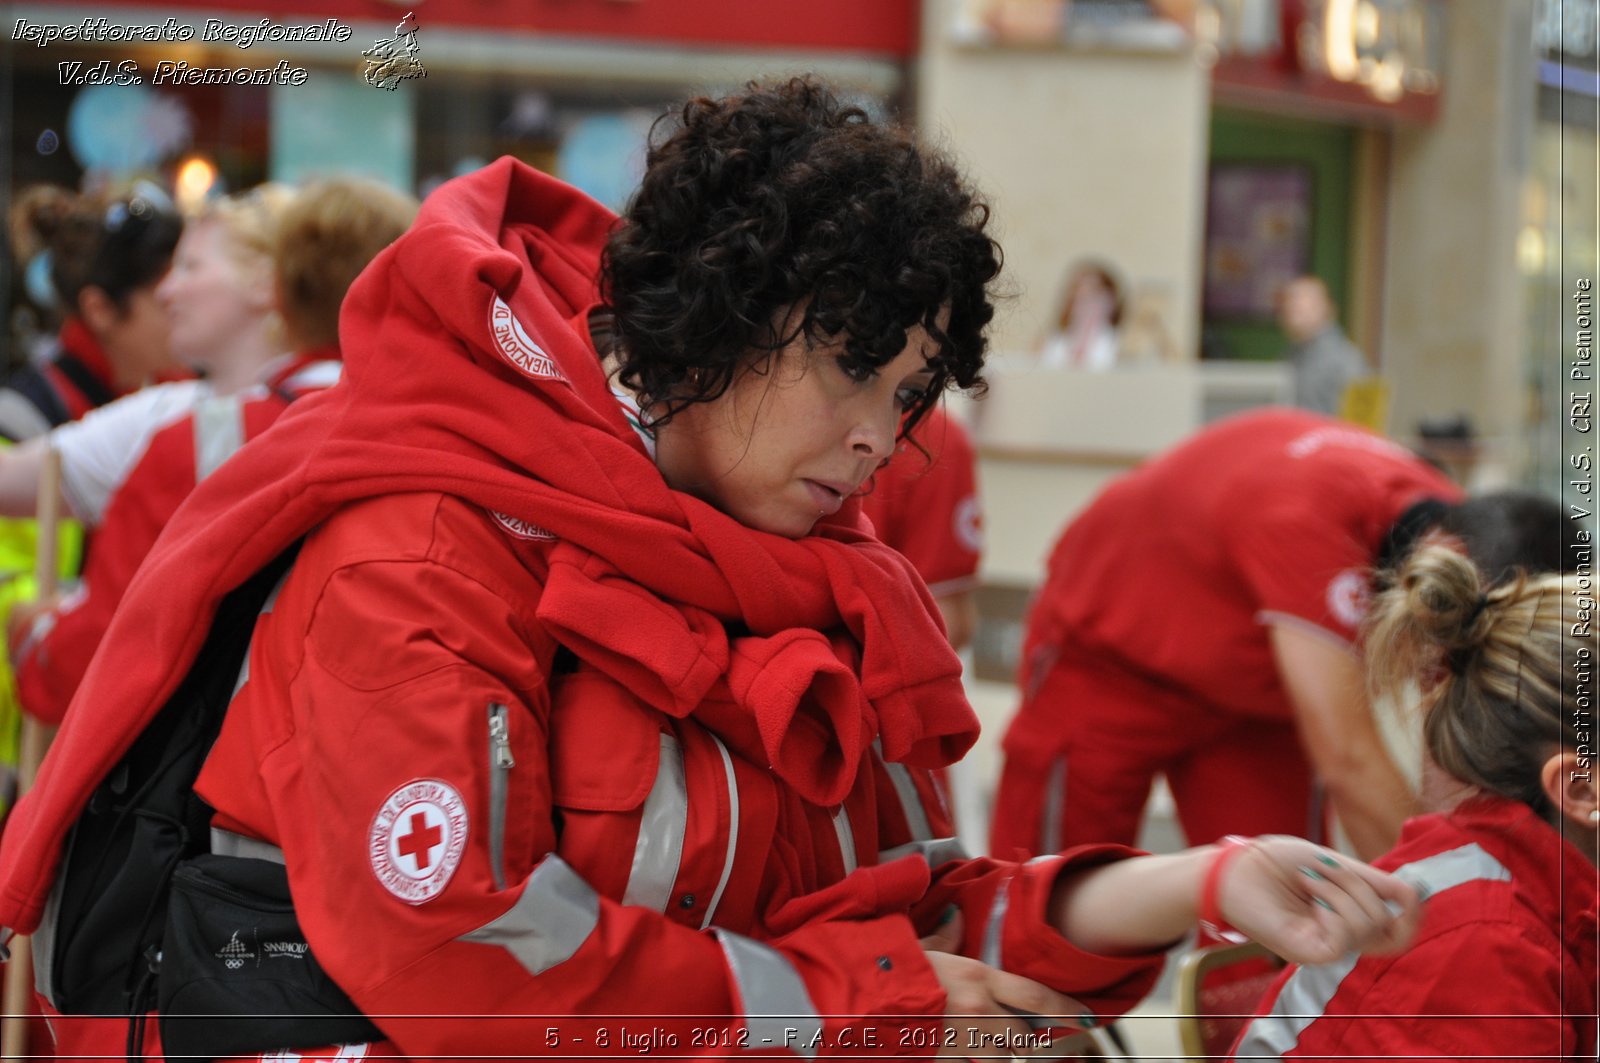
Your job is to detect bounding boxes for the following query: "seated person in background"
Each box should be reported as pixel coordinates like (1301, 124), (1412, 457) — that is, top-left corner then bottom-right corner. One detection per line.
(1038, 259), (1123, 371)
(1277, 275), (1368, 417)
(1232, 543), (1597, 1061)
(860, 405), (982, 651)
(991, 408), (1574, 862)
(9, 177), (418, 725)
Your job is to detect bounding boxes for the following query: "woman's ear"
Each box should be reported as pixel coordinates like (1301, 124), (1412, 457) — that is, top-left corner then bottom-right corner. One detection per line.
(1540, 751), (1598, 829)
(75, 284), (118, 333)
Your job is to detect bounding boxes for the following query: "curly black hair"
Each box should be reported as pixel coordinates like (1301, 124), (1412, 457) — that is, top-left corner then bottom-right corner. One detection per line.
(601, 77), (1001, 435)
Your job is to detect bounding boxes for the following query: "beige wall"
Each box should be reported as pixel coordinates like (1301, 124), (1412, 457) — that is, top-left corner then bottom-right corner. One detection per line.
(915, 0), (1213, 361)
(1381, 0), (1538, 483)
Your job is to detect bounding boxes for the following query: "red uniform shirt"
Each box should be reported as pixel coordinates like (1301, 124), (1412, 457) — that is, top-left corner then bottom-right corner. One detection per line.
(1021, 409), (1461, 723)
(13, 356), (339, 724)
(1233, 795), (1598, 1061)
(861, 407), (982, 598)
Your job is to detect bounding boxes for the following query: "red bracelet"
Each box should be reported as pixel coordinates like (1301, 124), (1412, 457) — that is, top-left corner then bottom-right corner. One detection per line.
(1198, 835), (1254, 944)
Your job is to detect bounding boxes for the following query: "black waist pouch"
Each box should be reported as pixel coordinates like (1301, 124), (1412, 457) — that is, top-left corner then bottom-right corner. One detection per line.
(157, 854), (383, 1061)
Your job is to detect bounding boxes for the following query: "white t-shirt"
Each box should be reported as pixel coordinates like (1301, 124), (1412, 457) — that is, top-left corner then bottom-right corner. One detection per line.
(50, 380), (209, 525)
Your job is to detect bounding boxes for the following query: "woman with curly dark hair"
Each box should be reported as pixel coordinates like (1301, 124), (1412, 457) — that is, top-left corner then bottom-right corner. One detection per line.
(0, 78), (1416, 1061)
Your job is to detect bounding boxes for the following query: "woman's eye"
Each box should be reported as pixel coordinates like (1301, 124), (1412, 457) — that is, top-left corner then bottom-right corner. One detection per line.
(895, 384), (928, 408)
(838, 360), (877, 384)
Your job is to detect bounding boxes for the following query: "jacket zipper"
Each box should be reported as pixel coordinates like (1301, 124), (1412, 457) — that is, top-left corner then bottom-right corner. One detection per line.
(488, 703), (515, 892)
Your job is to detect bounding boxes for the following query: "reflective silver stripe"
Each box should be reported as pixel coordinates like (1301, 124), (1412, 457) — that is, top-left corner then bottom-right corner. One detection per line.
(282, 360), (342, 391)
(701, 734), (739, 930)
(1234, 842), (1513, 1059)
(877, 742), (933, 841)
(1231, 951), (1362, 1059)
(622, 734), (687, 911)
(460, 855), (599, 974)
(981, 875), (1013, 968)
(34, 874), (62, 1004)
(1393, 841), (1512, 895)
(209, 827), (285, 864)
(832, 806), (857, 875)
(193, 395), (246, 481)
(880, 836), (971, 868)
(1040, 756), (1067, 853)
(0, 391), (53, 440)
(716, 930), (822, 1059)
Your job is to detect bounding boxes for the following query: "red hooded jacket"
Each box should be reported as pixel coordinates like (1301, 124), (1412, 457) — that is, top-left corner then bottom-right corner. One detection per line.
(0, 160), (1159, 1059)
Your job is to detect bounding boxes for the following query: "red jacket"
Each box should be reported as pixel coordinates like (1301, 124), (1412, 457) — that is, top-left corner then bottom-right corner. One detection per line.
(0, 159), (1160, 1059)
(12, 355), (340, 724)
(860, 407), (982, 599)
(1231, 796), (1598, 1062)
(189, 489), (1158, 1060)
(1014, 409), (1459, 733)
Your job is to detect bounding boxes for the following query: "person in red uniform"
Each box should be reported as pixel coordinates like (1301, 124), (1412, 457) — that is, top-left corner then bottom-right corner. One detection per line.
(0, 81), (1419, 1062)
(3, 184), (182, 439)
(1231, 543), (1597, 1061)
(861, 406), (983, 650)
(991, 409), (1572, 862)
(9, 177), (417, 724)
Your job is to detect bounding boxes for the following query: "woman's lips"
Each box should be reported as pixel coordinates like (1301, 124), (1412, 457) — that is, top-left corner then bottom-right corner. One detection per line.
(804, 479), (847, 515)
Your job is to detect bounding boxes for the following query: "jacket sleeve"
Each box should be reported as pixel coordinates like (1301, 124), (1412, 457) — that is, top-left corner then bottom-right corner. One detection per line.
(1236, 922), (1578, 1061)
(872, 755), (1163, 1019)
(14, 425), (193, 724)
(260, 554), (948, 1060)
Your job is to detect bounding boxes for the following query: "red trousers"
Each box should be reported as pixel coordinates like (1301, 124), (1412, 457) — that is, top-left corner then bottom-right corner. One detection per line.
(990, 654), (1324, 860)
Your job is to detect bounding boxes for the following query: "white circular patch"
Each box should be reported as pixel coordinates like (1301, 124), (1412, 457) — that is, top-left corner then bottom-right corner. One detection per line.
(488, 295), (565, 381)
(368, 779), (468, 905)
(489, 509), (557, 542)
(1325, 568), (1372, 629)
(954, 495), (984, 554)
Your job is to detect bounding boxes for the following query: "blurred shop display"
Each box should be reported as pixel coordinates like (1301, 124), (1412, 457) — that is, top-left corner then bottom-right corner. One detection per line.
(1196, 0), (1444, 114)
(950, 0), (1193, 49)
(66, 85), (192, 181)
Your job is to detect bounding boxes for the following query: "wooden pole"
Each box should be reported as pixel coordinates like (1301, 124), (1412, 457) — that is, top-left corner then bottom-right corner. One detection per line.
(3, 446), (64, 1060)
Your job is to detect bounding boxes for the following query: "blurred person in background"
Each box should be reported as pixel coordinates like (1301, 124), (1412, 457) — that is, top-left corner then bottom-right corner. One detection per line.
(861, 405), (983, 651)
(1232, 545), (1596, 1060)
(0, 185), (183, 811)
(1277, 275), (1368, 416)
(1038, 259), (1124, 371)
(991, 408), (1574, 863)
(1, 185), (183, 439)
(9, 177), (418, 726)
(0, 80), (1419, 1062)
(0, 187), (296, 534)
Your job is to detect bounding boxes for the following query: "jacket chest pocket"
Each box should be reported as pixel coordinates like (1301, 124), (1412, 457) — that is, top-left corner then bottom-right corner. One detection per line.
(548, 670), (751, 930)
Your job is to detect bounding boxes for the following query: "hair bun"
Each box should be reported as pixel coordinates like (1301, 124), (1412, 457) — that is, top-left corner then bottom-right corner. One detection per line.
(10, 185), (76, 259)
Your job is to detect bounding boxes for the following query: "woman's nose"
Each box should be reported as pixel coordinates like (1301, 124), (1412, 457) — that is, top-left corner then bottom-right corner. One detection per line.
(849, 404), (897, 461)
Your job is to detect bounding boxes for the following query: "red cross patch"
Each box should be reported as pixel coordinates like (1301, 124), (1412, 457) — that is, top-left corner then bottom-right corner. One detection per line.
(368, 779), (468, 904)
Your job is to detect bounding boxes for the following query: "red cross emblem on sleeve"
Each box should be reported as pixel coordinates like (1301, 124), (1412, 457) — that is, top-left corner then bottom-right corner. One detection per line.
(369, 779), (469, 904)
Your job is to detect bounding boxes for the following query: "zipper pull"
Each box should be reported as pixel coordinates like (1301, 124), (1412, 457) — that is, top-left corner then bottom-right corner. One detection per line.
(489, 704), (515, 769)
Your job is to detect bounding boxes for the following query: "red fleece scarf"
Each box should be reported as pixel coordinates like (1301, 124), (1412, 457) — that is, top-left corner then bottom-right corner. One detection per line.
(0, 158), (978, 933)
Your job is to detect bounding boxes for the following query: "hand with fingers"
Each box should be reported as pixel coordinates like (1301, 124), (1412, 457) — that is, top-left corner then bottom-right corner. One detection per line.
(1216, 835), (1422, 966)
(919, 909), (1090, 1056)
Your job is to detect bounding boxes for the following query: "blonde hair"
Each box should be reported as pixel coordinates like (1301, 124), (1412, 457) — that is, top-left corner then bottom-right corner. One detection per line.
(194, 184), (296, 274)
(272, 177), (417, 350)
(1367, 544), (1592, 817)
